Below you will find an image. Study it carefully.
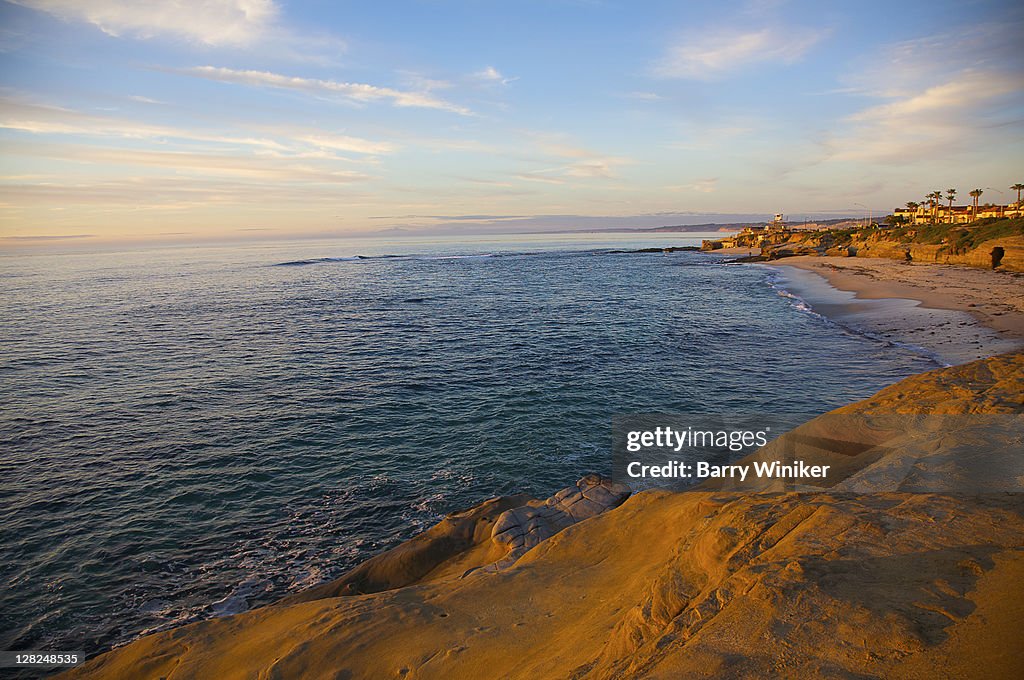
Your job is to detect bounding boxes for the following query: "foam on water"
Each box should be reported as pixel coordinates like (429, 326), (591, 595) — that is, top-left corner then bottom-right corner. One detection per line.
(763, 267), (949, 367)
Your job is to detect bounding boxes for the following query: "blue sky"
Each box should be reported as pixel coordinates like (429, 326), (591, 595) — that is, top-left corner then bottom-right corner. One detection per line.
(1, 0), (1022, 243)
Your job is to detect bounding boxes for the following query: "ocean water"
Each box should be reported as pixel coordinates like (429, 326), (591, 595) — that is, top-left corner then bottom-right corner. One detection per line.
(0, 233), (938, 658)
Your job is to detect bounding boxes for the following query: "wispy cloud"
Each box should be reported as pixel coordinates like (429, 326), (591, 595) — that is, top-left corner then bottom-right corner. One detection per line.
(370, 214), (530, 222)
(511, 133), (634, 185)
(824, 22), (1024, 162)
(178, 66), (473, 115)
(0, 96), (395, 156)
(826, 72), (1023, 162)
(514, 158), (627, 184)
(653, 25), (827, 80)
(360, 211), (780, 236)
(11, 0), (278, 46)
(290, 133), (395, 156)
(671, 178), (719, 193)
(10, 0), (347, 63)
(668, 119), (756, 151)
(846, 75), (1019, 127)
(563, 158), (621, 179)
(840, 21), (1024, 98)
(398, 72), (453, 92)
(0, 175), (371, 209)
(623, 91), (662, 101)
(473, 66), (517, 86)
(515, 171), (566, 185)
(126, 94), (164, 105)
(4, 140), (372, 183)
(0, 233), (95, 241)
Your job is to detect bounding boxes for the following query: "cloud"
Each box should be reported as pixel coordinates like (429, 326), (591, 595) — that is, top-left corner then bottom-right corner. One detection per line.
(0, 96), (395, 157)
(4, 140), (372, 183)
(508, 133), (634, 185)
(179, 66), (473, 115)
(127, 94), (164, 105)
(514, 157), (628, 184)
(361, 211), (784, 236)
(841, 21), (1024, 98)
(473, 66), (517, 85)
(826, 71), (1023, 161)
(564, 159), (620, 179)
(846, 74), (1019, 126)
(398, 72), (453, 92)
(291, 133), (396, 156)
(668, 118), (757, 151)
(623, 91), (662, 101)
(515, 172), (566, 185)
(0, 233), (95, 241)
(672, 178), (719, 193)
(11, 0), (278, 46)
(370, 214), (530, 222)
(0, 175), (371, 210)
(454, 177), (515, 187)
(653, 25), (826, 80)
(824, 22), (1024, 162)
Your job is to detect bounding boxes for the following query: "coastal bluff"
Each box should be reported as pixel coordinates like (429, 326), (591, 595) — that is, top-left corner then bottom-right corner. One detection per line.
(706, 217), (1024, 272)
(65, 353), (1024, 679)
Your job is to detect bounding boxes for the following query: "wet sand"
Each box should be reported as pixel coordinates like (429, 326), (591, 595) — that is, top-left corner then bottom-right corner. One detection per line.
(767, 256), (1024, 365)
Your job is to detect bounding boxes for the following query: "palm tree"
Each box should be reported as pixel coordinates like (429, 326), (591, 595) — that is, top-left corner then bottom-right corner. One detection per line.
(1012, 183), (1024, 209)
(969, 188), (983, 221)
(946, 188), (957, 223)
(927, 191), (942, 223)
(906, 201), (919, 225)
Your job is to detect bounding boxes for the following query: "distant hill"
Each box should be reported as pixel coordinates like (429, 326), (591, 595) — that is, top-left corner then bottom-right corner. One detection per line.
(547, 218), (867, 234)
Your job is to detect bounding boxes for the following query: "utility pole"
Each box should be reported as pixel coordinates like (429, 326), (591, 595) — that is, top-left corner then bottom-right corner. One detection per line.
(985, 187), (1005, 218)
(854, 203), (869, 227)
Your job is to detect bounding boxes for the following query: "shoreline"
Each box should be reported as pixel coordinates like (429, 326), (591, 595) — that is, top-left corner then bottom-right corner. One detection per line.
(765, 256), (1024, 366)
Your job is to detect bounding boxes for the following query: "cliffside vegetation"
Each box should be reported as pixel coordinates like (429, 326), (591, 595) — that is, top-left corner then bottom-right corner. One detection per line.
(790, 217), (1023, 251)
(884, 216), (1024, 253)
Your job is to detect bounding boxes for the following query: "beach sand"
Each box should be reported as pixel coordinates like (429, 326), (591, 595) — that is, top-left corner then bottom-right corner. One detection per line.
(768, 256), (1024, 365)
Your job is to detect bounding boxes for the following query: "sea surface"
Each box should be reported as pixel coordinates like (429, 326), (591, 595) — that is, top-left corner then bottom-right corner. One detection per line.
(0, 233), (939, 659)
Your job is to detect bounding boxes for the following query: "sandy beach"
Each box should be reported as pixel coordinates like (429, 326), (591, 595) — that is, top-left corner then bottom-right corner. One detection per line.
(767, 256), (1024, 365)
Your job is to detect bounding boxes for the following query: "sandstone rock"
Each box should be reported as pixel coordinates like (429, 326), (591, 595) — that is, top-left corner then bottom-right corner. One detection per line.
(487, 475), (631, 570)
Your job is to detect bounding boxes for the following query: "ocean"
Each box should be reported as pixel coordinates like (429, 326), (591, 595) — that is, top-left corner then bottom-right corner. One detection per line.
(0, 233), (939, 658)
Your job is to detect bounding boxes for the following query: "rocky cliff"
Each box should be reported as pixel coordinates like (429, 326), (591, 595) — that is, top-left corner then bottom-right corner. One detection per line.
(65, 353), (1024, 679)
(758, 220), (1024, 272)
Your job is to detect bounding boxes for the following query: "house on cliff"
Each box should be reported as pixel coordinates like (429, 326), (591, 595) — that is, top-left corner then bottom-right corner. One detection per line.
(893, 203), (1023, 225)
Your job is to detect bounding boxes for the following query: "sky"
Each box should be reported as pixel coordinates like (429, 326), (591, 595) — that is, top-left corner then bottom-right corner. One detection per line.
(0, 0), (1022, 245)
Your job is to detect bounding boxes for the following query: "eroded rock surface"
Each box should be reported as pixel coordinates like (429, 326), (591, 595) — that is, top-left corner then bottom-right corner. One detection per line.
(282, 475), (629, 603)
(487, 474), (630, 570)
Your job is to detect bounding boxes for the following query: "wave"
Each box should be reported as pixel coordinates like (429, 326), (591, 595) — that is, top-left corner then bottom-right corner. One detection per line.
(275, 256), (365, 266)
(764, 271), (828, 321)
(763, 269), (948, 367)
(273, 253), (498, 266)
(272, 247), (703, 267)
